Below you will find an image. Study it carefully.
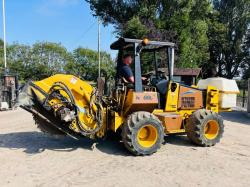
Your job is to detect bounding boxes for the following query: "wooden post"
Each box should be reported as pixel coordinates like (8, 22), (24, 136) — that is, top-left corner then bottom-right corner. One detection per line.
(248, 79), (250, 113)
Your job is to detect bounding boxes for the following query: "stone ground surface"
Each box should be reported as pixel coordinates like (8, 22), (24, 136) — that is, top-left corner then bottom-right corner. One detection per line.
(0, 109), (249, 187)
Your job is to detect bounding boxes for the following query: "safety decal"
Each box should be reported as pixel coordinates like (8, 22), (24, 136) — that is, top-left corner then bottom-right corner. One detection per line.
(70, 77), (78, 84)
(181, 89), (196, 96)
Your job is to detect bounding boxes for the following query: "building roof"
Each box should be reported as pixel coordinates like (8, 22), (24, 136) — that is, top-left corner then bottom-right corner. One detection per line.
(158, 68), (201, 76)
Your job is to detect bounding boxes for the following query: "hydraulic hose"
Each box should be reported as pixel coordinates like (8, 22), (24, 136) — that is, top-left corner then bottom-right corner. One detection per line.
(44, 82), (103, 136)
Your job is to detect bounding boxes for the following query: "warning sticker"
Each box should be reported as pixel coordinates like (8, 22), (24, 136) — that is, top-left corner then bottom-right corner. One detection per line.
(70, 77), (78, 84)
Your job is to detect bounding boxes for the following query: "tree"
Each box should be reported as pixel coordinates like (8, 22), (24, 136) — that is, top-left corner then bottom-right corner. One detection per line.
(5, 42), (73, 81)
(243, 28), (250, 79)
(206, 0), (250, 78)
(29, 42), (72, 80)
(64, 47), (115, 81)
(0, 39), (115, 82)
(161, 0), (211, 68)
(7, 43), (34, 81)
(86, 0), (211, 69)
(121, 17), (148, 39)
(87, 0), (250, 79)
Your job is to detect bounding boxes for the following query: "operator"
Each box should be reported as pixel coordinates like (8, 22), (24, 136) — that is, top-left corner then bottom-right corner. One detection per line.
(118, 54), (147, 84)
(118, 54), (134, 83)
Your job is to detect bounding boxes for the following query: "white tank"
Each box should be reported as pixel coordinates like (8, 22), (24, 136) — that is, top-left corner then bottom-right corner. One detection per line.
(197, 77), (239, 109)
(0, 102), (9, 110)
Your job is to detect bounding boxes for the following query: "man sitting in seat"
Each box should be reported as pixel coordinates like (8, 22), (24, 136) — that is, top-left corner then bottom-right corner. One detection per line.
(118, 54), (146, 84)
(118, 54), (134, 83)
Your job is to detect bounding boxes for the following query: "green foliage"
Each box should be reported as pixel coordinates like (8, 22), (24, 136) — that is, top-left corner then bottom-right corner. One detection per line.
(243, 28), (250, 79)
(87, 0), (250, 79)
(64, 47), (115, 81)
(243, 68), (250, 79)
(1, 0), (249, 80)
(7, 43), (31, 79)
(122, 17), (148, 38)
(0, 41), (114, 82)
(87, 0), (211, 71)
(5, 42), (73, 80)
(31, 42), (70, 76)
(207, 0), (250, 78)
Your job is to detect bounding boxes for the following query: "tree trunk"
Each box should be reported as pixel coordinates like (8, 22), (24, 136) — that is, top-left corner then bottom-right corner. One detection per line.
(248, 79), (250, 113)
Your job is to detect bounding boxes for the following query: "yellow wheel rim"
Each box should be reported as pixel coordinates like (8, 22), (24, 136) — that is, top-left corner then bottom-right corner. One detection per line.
(137, 124), (158, 148)
(204, 120), (219, 140)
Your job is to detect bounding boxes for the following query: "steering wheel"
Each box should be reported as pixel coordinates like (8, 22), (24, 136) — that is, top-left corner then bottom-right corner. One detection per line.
(141, 72), (153, 85)
(142, 71), (168, 86)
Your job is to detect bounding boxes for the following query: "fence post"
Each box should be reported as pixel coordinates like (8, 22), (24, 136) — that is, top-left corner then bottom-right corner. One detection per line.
(248, 79), (250, 114)
(243, 88), (246, 108)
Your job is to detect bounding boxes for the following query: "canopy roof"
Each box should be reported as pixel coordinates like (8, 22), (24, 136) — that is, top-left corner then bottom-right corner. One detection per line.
(110, 38), (175, 51)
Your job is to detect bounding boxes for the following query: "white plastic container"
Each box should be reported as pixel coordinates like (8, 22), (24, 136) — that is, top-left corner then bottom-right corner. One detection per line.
(197, 77), (239, 109)
(0, 102), (9, 110)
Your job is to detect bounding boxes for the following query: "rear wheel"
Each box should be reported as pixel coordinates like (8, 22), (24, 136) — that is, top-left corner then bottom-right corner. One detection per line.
(186, 109), (224, 146)
(122, 111), (164, 156)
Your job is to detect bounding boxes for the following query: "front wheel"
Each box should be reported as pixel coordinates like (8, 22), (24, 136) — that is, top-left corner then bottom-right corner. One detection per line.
(122, 111), (164, 156)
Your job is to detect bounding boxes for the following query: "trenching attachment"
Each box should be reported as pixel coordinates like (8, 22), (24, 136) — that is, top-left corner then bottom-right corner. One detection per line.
(16, 82), (68, 137)
(16, 78), (104, 140)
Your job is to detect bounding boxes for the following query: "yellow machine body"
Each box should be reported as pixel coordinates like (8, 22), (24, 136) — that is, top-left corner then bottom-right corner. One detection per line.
(22, 74), (221, 138)
(19, 38), (226, 156)
(109, 81), (220, 135)
(24, 74), (108, 138)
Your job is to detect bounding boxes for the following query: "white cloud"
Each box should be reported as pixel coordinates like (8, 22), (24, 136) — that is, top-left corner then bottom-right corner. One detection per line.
(36, 0), (80, 16)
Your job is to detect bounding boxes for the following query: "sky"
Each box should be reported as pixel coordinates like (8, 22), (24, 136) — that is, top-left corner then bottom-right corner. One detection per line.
(0, 0), (117, 57)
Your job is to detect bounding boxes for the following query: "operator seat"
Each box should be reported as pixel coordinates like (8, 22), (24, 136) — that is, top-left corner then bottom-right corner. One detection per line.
(120, 77), (134, 89)
(156, 80), (168, 95)
(156, 80), (169, 109)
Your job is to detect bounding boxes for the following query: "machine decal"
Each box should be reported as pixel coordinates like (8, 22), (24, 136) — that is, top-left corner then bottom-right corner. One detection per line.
(70, 77), (78, 84)
(133, 92), (158, 104)
(136, 95), (152, 101)
(181, 89), (196, 96)
(143, 95), (153, 100)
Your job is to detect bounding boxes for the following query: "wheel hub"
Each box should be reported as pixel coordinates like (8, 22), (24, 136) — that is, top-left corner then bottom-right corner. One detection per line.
(204, 120), (219, 140)
(137, 124), (158, 148)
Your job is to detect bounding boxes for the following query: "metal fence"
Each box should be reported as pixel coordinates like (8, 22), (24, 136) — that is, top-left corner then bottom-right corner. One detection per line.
(237, 95), (248, 109)
(236, 81), (248, 109)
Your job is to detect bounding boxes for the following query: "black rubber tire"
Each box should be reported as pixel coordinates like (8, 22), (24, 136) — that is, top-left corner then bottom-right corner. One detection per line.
(122, 111), (164, 156)
(186, 109), (224, 146)
(33, 114), (66, 137)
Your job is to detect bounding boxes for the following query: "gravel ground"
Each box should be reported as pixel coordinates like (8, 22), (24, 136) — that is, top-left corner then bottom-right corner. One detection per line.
(0, 108), (250, 187)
